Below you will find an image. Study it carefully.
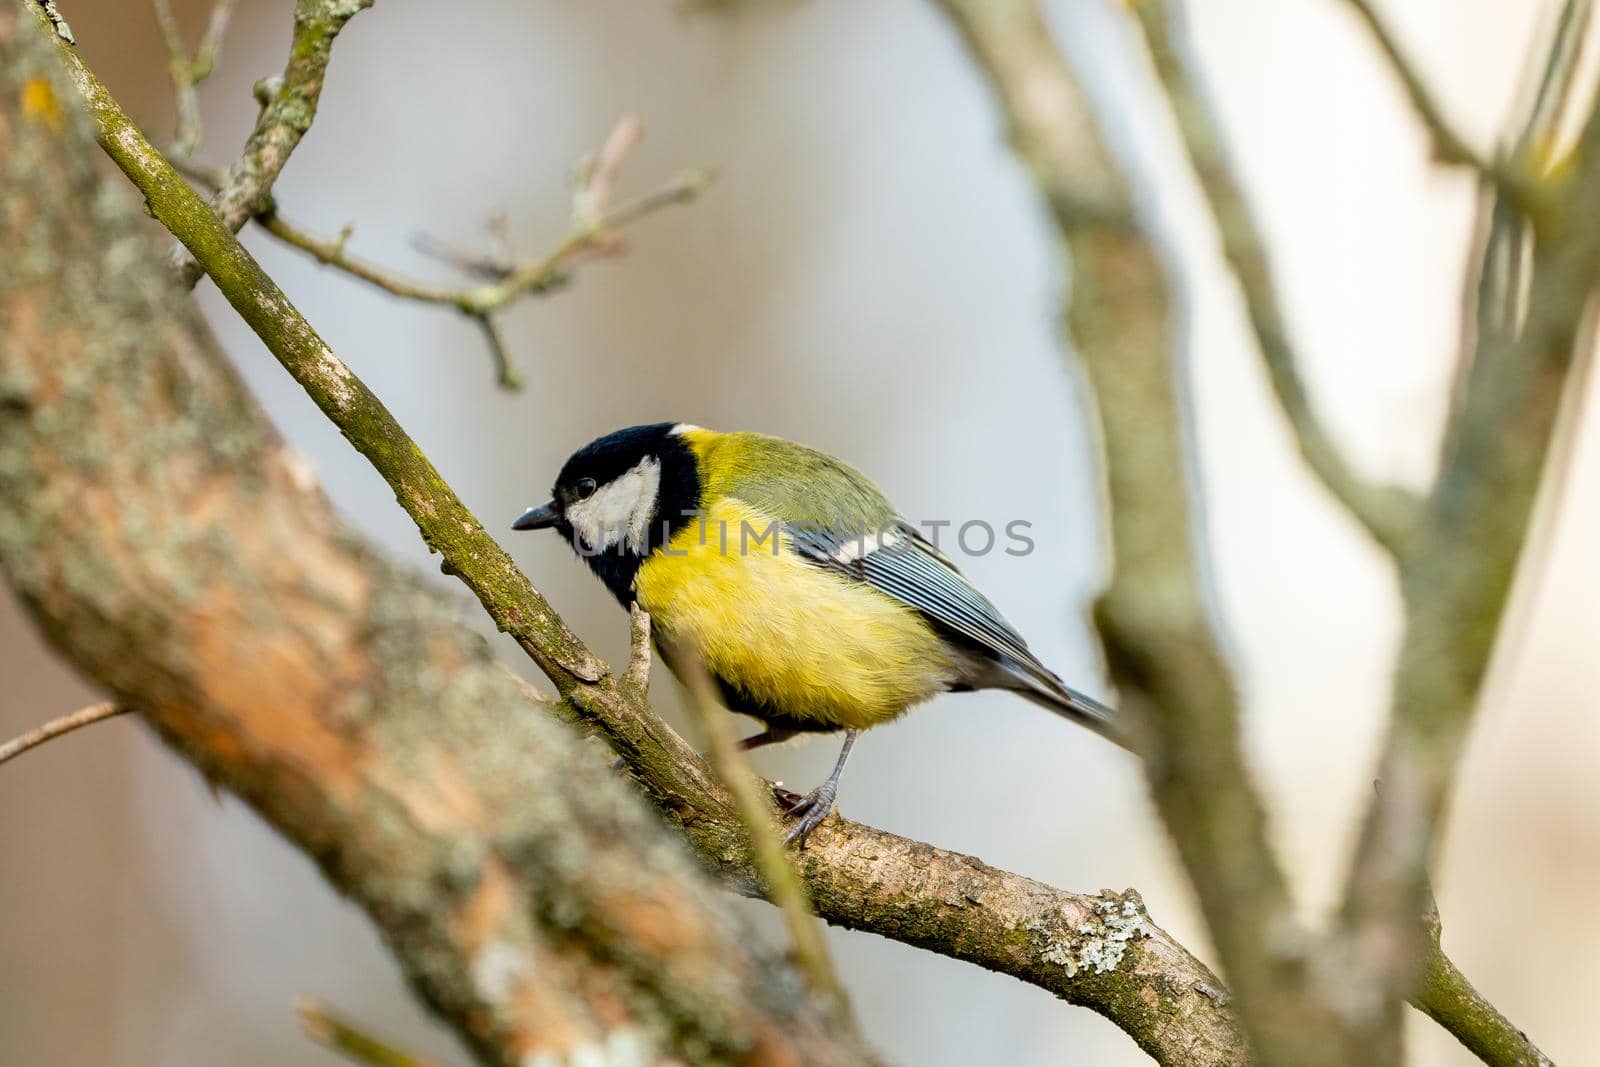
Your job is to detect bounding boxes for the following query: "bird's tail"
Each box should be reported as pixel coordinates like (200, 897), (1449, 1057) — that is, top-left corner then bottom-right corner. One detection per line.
(1001, 657), (1131, 751)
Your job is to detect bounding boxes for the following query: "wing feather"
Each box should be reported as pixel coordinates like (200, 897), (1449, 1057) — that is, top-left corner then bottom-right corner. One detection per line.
(792, 522), (1037, 674)
(786, 517), (1122, 743)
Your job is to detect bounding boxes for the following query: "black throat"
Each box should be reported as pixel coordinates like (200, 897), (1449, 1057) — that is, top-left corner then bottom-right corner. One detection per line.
(555, 424), (702, 608)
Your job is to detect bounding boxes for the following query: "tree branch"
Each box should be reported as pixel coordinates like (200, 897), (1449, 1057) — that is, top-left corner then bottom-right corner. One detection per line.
(928, 1), (1576, 1064)
(1129, 0), (1422, 558)
(1338, 0), (1544, 213)
(173, 0), (374, 286)
(16, 6), (1249, 1063)
(151, 0), (235, 156)
(0, 702), (129, 766)
(1413, 910), (1556, 1067)
(929, 1), (1333, 1060)
(1337, 8), (1599, 1053)
(171, 114), (711, 391)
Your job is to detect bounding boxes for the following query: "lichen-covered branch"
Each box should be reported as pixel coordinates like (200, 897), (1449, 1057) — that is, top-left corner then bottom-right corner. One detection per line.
(17, 6), (1250, 1063)
(173, 0), (374, 286)
(1412, 908), (1556, 1067)
(2, 11), (868, 1064)
(1129, 0), (1421, 558)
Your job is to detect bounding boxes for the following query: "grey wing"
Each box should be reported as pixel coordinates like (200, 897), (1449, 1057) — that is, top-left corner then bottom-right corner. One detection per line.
(789, 521), (1119, 741)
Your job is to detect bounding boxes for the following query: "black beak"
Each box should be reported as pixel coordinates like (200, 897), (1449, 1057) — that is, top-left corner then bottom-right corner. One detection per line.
(511, 500), (559, 531)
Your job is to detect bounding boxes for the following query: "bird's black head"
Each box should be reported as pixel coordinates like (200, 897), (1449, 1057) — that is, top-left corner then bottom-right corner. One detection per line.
(512, 422), (701, 606)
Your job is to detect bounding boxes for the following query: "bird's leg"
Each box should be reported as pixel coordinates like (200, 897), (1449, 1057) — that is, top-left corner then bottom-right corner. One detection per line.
(739, 727), (798, 752)
(780, 729), (859, 845)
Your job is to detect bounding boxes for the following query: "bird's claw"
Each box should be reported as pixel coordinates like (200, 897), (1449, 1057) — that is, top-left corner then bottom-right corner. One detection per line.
(776, 780), (838, 846)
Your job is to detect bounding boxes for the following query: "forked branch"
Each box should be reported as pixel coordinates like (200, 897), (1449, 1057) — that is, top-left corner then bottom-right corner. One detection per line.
(1130, 0), (1421, 558)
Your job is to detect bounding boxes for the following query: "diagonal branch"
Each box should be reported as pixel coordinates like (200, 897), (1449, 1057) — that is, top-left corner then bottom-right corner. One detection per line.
(1129, 0), (1422, 558)
(24, 8), (1248, 1063)
(1413, 905), (1556, 1067)
(678, 650), (855, 1025)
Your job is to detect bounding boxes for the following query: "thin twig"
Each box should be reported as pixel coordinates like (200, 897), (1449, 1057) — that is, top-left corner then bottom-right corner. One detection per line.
(151, 0), (236, 156)
(174, 0), (375, 286)
(1131, 0), (1422, 558)
(265, 166), (716, 318)
(575, 112), (644, 227)
(410, 231), (515, 281)
(296, 997), (446, 1067)
(170, 121), (713, 390)
(675, 644), (856, 1027)
(1340, 0), (1544, 216)
(0, 702), (128, 767)
(248, 126), (714, 390)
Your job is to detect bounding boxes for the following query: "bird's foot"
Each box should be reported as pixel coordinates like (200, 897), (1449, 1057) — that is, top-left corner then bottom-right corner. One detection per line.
(776, 779), (839, 846)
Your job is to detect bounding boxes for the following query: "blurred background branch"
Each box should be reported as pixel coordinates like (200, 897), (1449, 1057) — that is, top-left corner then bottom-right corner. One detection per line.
(928, 0), (1329, 1059)
(297, 997), (449, 1067)
(0, 702), (128, 767)
(932, 0), (1584, 1063)
(151, 0), (233, 156)
(1131, 0), (1422, 558)
(1339, 0), (1546, 214)
(170, 120), (716, 390)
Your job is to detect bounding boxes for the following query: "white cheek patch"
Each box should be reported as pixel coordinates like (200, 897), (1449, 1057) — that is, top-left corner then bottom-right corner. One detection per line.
(565, 457), (661, 554)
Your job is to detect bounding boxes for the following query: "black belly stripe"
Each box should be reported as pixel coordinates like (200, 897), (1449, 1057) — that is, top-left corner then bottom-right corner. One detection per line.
(712, 673), (847, 735)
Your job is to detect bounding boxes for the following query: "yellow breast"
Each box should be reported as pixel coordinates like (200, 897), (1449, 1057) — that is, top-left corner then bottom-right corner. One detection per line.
(634, 497), (956, 730)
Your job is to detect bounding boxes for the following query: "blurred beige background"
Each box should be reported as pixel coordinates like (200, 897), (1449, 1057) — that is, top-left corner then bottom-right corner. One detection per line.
(2, 1), (1595, 1064)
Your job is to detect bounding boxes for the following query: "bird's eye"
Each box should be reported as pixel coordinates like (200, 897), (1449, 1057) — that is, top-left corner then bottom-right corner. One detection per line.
(575, 478), (597, 501)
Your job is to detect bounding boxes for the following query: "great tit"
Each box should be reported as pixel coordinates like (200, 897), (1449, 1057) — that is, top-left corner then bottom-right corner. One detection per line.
(514, 423), (1119, 840)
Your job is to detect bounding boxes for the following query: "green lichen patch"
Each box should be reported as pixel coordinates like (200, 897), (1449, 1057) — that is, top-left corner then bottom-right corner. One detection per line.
(1028, 889), (1148, 979)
